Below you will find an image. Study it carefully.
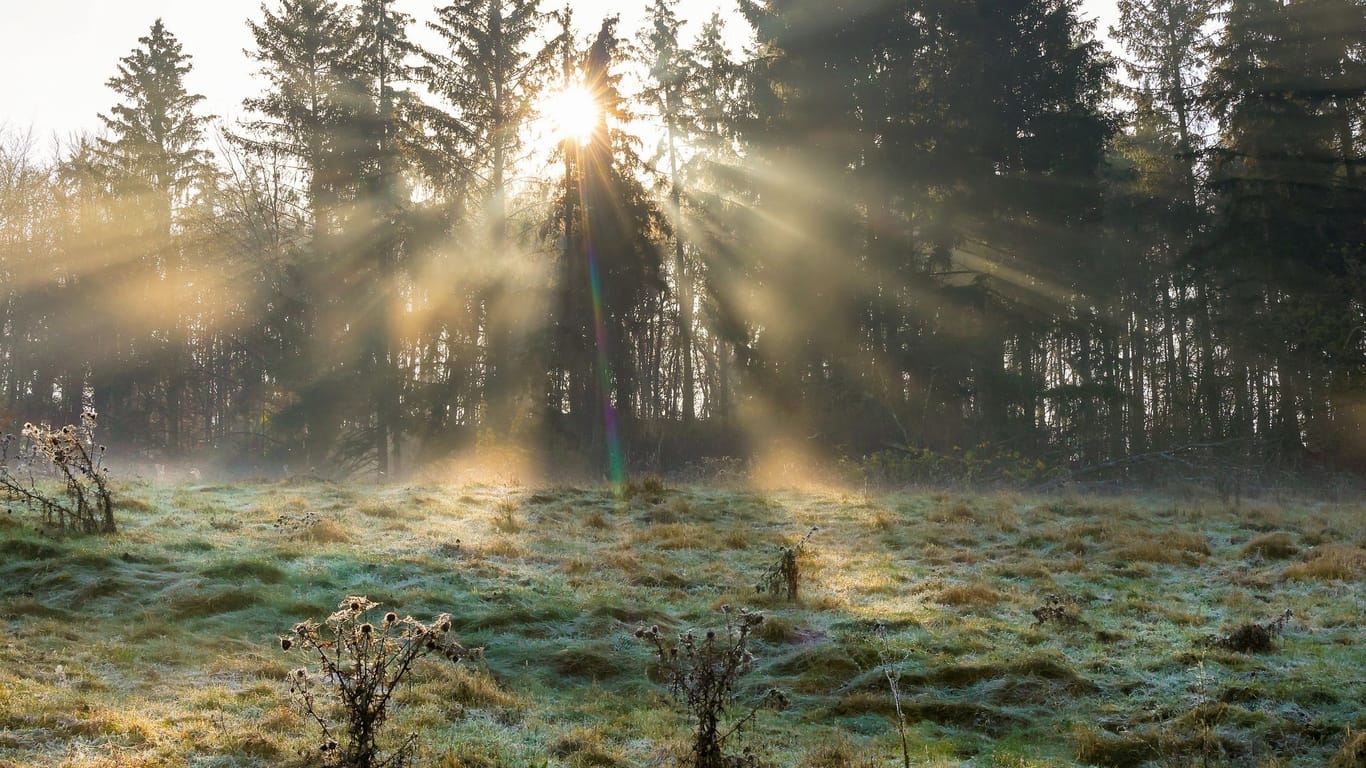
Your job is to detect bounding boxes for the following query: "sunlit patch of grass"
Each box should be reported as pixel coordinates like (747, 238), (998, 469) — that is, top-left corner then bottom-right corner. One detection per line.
(927, 500), (977, 524)
(628, 522), (713, 550)
(359, 501), (403, 518)
(116, 496), (154, 512)
(582, 510), (612, 530)
(548, 725), (628, 766)
(933, 581), (1008, 606)
(481, 538), (524, 559)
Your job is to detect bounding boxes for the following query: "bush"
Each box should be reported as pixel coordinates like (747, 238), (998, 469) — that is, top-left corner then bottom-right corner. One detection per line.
(636, 607), (786, 768)
(0, 410), (114, 534)
(281, 595), (480, 768)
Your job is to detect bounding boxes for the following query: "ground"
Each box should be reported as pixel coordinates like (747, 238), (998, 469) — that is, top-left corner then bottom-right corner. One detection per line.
(0, 478), (1362, 767)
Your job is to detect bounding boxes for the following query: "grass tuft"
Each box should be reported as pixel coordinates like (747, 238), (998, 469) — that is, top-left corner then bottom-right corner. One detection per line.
(1283, 543), (1365, 581)
(1240, 531), (1298, 559)
(1331, 728), (1366, 768)
(934, 581), (1008, 606)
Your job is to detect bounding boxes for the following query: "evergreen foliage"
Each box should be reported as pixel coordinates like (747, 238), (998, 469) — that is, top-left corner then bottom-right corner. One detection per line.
(0, 0), (1361, 479)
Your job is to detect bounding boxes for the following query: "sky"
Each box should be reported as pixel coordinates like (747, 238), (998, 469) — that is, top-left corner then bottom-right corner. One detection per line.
(3, 0), (1121, 147)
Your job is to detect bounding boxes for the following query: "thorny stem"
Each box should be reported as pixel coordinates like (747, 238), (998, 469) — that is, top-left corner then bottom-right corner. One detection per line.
(886, 666), (911, 768)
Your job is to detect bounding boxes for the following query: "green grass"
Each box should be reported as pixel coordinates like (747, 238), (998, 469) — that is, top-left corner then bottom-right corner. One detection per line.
(1, 482), (1362, 767)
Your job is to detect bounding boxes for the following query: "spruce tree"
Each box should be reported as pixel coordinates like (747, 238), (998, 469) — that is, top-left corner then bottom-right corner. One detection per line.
(97, 18), (213, 451)
(349, 0), (422, 475)
(424, 0), (554, 432)
(243, 0), (361, 469)
(639, 0), (698, 424)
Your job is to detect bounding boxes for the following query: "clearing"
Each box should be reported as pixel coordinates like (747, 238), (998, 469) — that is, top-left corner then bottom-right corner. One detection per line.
(0, 480), (1362, 767)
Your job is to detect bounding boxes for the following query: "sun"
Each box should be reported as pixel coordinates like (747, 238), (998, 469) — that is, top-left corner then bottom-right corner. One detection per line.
(541, 83), (599, 146)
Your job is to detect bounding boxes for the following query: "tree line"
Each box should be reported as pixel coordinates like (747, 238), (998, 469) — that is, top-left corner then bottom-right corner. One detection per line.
(1, 0), (1362, 479)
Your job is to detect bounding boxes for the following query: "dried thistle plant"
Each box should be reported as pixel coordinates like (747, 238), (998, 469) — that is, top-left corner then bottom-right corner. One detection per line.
(281, 596), (481, 768)
(636, 607), (787, 768)
(1, 410), (114, 534)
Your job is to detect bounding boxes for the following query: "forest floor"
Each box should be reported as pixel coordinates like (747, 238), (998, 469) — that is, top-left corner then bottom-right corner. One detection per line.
(0, 478), (1362, 767)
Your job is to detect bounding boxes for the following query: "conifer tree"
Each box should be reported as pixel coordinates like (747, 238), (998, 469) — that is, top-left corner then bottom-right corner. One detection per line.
(348, 0), (422, 475)
(244, 0), (361, 468)
(97, 19), (213, 451)
(639, 0), (700, 424)
(549, 17), (665, 472)
(424, 0), (555, 432)
(1201, 0), (1365, 455)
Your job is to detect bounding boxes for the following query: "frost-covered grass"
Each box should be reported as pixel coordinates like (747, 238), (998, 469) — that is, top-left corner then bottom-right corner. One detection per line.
(0, 480), (1362, 767)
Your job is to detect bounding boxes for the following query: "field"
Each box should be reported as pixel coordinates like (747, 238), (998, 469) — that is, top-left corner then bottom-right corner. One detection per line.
(0, 478), (1362, 767)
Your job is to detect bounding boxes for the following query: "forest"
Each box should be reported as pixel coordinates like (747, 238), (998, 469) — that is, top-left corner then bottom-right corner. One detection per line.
(0, 0), (1360, 485)
(1, 2), (1364, 767)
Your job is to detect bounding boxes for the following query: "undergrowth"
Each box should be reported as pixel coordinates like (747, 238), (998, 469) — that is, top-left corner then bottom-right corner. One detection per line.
(0, 483), (1360, 767)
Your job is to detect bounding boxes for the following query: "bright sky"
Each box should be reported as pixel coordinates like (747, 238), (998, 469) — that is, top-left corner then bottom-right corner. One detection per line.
(3, 0), (1120, 146)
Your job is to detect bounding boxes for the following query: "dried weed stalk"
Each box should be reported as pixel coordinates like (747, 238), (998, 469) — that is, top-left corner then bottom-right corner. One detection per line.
(756, 526), (817, 601)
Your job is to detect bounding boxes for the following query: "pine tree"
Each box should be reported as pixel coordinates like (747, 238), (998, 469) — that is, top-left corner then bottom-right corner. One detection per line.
(348, 0), (422, 475)
(1109, 0), (1219, 449)
(97, 18), (213, 451)
(424, 0), (555, 432)
(99, 19), (213, 230)
(1201, 0), (1365, 456)
(550, 17), (666, 475)
(244, 0), (359, 234)
(1111, 0), (1218, 204)
(679, 13), (745, 426)
(638, 0), (700, 425)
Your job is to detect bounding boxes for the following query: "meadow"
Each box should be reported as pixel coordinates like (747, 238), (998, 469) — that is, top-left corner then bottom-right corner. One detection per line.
(0, 477), (1362, 767)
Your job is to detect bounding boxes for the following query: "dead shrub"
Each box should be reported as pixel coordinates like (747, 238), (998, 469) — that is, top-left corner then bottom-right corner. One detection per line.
(1200, 609), (1292, 653)
(756, 526), (817, 601)
(1, 411), (115, 534)
(635, 607), (787, 768)
(280, 596), (479, 768)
